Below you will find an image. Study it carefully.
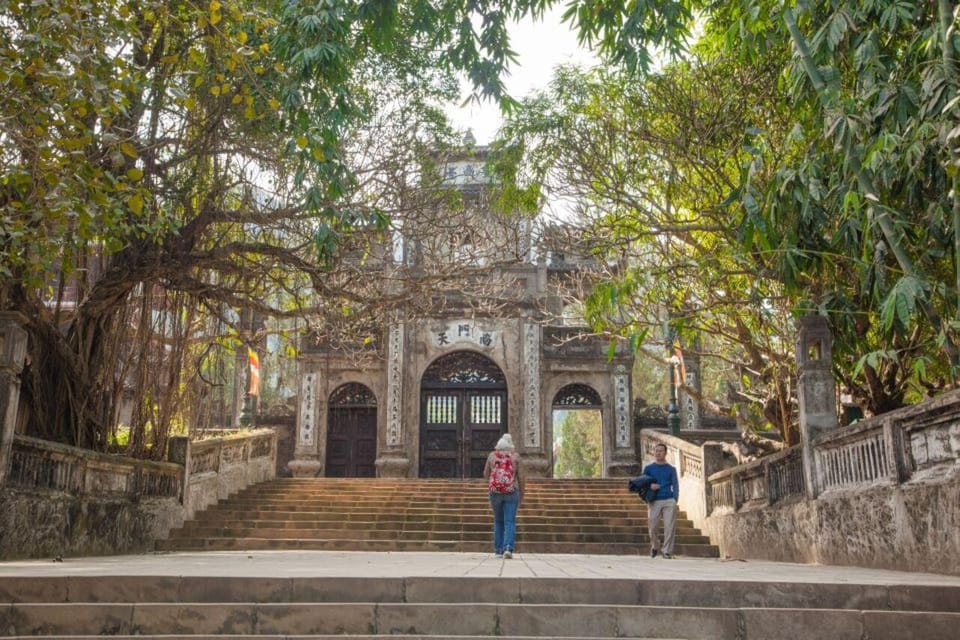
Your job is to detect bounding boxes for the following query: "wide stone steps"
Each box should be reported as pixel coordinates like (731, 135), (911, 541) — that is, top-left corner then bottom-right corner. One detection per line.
(169, 523), (709, 539)
(2, 574), (958, 639)
(158, 539), (704, 555)
(158, 478), (719, 557)
(164, 526), (711, 545)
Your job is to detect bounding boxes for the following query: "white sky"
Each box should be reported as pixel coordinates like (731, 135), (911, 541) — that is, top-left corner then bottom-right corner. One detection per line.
(445, 7), (597, 145)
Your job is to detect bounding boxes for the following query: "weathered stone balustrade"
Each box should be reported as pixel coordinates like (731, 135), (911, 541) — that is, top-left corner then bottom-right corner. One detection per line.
(179, 428), (277, 519)
(702, 390), (959, 510)
(813, 416), (900, 491)
(641, 388), (960, 575)
(0, 429), (276, 560)
(0, 436), (186, 559)
(7, 435), (182, 498)
(704, 445), (805, 513)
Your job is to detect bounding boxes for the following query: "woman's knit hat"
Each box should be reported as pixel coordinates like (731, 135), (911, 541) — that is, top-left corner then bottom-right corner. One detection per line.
(495, 433), (515, 450)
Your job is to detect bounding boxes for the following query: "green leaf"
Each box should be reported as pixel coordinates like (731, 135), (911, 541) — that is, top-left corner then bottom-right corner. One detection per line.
(879, 275), (923, 332)
(127, 194), (144, 215)
(120, 142), (138, 158)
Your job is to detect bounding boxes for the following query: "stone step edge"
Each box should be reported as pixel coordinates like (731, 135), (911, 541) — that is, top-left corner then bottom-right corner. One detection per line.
(4, 604), (959, 638)
(5, 578), (955, 611)
(163, 534), (712, 545)
(167, 530), (708, 537)
(154, 540), (720, 553)
(6, 636), (686, 640)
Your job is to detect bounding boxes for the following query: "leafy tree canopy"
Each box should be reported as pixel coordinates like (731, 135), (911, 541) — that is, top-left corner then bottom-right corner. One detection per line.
(0, 0), (559, 451)
(494, 0), (960, 434)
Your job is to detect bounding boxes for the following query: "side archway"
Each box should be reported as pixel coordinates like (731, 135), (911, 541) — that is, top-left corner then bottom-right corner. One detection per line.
(553, 383), (602, 409)
(552, 383), (603, 478)
(325, 382), (377, 477)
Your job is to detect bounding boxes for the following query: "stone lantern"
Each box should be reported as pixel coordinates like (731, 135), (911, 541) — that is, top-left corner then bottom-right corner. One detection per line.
(0, 312), (28, 486)
(796, 313), (838, 497)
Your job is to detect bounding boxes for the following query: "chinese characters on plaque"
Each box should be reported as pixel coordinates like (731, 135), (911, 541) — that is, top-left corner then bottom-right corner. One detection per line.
(441, 161), (490, 186)
(431, 320), (497, 350)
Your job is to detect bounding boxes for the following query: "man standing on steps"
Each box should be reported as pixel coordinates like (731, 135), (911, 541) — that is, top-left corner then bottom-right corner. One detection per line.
(643, 443), (679, 559)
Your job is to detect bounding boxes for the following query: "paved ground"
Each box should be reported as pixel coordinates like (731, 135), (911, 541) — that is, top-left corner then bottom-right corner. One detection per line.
(2, 550), (959, 586)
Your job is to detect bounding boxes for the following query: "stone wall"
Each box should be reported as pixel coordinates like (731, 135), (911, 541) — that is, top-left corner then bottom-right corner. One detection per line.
(700, 465), (960, 575)
(0, 435), (185, 560)
(0, 489), (182, 560)
(0, 429), (277, 560)
(642, 388), (960, 576)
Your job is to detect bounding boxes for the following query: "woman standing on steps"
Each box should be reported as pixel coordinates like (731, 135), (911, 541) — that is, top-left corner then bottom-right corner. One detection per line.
(483, 433), (524, 559)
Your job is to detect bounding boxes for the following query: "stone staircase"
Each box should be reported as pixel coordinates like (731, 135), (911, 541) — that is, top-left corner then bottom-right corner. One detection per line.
(157, 478), (719, 557)
(3, 571), (959, 638)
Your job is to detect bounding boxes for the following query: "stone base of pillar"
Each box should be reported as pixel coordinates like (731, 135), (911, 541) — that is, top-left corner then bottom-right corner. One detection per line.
(521, 452), (551, 478)
(607, 457), (641, 478)
(287, 458), (321, 478)
(375, 453), (410, 478)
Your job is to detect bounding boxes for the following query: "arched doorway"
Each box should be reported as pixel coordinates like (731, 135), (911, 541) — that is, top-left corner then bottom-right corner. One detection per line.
(325, 383), (377, 477)
(419, 351), (507, 478)
(552, 383), (603, 478)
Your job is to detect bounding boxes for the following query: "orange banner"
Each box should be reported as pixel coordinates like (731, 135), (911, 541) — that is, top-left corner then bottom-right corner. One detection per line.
(248, 348), (261, 397)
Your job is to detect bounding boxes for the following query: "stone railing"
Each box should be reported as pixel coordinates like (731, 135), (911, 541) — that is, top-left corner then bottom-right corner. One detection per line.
(703, 390), (960, 515)
(643, 390), (960, 575)
(768, 446), (805, 502)
(705, 445), (804, 514)
(181, 428), (277, 519)
(6, 435), (182, 499)
(0, 428), (277, 559)
(0, 435), (185, 559)
(813, 420), (896, 492)
(693, 389), (960, 575)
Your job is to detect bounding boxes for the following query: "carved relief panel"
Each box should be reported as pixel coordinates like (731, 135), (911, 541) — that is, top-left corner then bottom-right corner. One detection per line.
(523, 322), (541, 449)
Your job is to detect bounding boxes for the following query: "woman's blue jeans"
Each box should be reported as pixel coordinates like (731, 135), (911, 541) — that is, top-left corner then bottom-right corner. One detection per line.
(489, 490), (520, 553)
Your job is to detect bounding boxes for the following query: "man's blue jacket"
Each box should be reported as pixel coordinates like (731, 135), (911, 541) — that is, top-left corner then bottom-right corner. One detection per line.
(627, 474), (658, 503)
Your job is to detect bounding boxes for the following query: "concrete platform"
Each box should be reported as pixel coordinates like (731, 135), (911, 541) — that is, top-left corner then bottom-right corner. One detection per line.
(3, 551), (959, 639)
(2, 549), (959, 586)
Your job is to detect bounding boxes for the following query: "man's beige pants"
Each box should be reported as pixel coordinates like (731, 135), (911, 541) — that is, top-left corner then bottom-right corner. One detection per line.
(648, 498), (678, 555)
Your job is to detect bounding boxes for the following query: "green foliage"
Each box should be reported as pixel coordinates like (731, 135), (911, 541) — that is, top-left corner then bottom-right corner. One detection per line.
(495, 56), (797, 434)
(496, 0), (960, 424)
(561, 0), (699, 73)
(0, 0), (567, 452)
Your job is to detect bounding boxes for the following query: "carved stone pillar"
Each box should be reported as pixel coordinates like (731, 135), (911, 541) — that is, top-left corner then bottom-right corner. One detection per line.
(522, 321), (541, 449)
(796, 314), (838, 498)
(679, 348), (702, 431)
(375, 322), (410, 477)
(607, 363), (639, 477)
(288, 370), (322, 477)
(0, 313), (28, 486)
(520, 320), (549, 477)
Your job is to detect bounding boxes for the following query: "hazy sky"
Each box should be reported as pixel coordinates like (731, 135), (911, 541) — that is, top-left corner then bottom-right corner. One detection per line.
(446, 8), (596, 145)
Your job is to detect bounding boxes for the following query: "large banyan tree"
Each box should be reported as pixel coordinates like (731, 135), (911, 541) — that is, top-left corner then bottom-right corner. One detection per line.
(0, 0), (551, 456)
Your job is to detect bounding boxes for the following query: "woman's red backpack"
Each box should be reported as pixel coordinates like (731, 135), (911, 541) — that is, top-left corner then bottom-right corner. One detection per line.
(488, 451), (516, 493)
